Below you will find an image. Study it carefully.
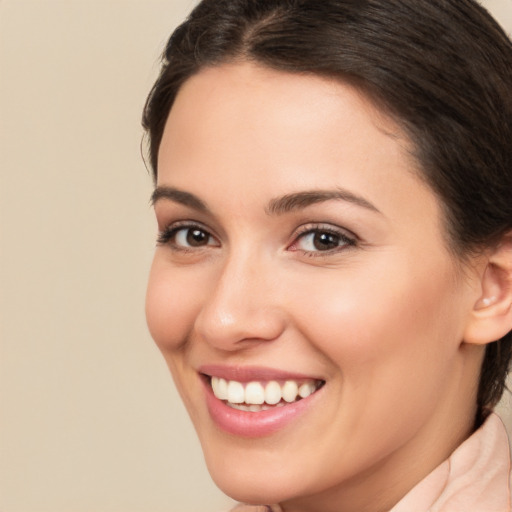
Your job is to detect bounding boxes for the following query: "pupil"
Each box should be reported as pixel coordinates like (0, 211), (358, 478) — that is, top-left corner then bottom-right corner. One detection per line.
(313, 232), (338, 250)
(187, 229), (208, 246)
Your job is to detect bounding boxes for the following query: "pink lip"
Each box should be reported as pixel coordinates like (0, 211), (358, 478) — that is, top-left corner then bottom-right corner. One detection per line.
(199, 366), (324, 438)
(199, 364), (322, 382)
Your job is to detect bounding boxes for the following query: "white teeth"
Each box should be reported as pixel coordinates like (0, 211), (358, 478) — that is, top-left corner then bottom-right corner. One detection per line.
(211, 377), (228, 400)
(298, 382), (315, 398)
(265, 381), (282, 405)
(245, 382), (265, 405)
(229, 403), (253, 411)
(227, 380), (245, 404)
(282, 380), (299, 402)
(229, 402), (286, 412)
(210, 376), (322, 407)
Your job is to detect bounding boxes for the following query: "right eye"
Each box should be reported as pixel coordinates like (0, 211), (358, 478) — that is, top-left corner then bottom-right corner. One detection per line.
(157, 224), (220, 249)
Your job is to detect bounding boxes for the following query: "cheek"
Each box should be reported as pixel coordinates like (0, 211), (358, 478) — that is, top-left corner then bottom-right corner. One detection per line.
(145, 256), (207, 419)
(283, 257), (466, 468)
(145, 255), (200, 352)
(295, 255), (462, 386)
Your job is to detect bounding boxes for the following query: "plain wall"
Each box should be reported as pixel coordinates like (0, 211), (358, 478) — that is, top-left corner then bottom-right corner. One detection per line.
(0, 1), (511, 511)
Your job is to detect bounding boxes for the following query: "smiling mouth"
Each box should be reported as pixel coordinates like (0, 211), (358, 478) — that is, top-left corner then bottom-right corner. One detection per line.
(207, 376), (325, 412)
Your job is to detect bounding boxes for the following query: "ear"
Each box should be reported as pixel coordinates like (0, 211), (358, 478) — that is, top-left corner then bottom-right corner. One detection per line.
(464, 234), (512, 345)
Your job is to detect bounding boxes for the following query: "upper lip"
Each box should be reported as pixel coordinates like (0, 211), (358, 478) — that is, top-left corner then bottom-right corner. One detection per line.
(198, 364), (324, 382)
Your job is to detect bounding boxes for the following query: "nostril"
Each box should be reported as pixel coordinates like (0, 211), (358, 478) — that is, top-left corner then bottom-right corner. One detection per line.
(194, 304), (286, 350)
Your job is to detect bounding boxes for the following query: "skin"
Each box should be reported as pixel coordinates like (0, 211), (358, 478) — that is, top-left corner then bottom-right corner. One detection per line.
(146, 62), (488, 512)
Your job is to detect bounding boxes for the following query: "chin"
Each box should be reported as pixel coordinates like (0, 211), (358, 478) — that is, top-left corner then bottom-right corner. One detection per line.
(206, 458), (299, 506)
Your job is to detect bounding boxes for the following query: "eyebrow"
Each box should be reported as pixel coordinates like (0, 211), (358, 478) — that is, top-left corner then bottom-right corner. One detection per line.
(266, 189), (381, 215)
(151, 186), (381, 216)
(151, 186), (209, 212)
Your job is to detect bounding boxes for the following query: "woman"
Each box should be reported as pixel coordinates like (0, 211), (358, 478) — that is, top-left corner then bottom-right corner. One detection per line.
(143, 1), (512, 511)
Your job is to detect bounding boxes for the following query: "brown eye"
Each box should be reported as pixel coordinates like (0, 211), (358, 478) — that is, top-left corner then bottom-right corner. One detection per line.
(157, 223), (220, 249)
(311, 232), (340, 251)
(175, 227), (216, 248)
(292, 227), (356, 254)
(186, 228), (209, 246)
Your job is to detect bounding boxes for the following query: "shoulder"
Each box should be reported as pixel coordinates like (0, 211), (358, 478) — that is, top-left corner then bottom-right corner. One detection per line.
(392, 413), (511, 512)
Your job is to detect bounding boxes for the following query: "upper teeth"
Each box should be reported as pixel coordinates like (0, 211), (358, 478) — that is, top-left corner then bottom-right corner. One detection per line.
(211, 377), (320, 405)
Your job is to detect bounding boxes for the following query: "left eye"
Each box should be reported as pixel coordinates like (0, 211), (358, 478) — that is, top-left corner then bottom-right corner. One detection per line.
(293, 229), (354, 252)
(174, 227), (216, 248)
(157, 224), (219, 249)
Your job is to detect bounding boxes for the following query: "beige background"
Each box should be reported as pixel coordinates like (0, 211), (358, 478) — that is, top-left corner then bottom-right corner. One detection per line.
(0, 1), (511, 511)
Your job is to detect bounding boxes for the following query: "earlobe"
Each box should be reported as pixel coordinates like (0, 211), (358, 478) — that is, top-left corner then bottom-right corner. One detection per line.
(464, 235), (512, 345)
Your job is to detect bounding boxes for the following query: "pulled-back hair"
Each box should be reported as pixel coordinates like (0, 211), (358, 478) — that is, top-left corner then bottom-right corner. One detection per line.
(142, 0), (512, 412)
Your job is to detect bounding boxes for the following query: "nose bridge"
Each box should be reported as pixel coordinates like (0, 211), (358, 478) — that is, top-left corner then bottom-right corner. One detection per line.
(194, 246), (285, 349)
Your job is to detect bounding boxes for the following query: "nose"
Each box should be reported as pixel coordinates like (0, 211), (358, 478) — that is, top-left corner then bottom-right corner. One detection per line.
(194, 251), (287, 351)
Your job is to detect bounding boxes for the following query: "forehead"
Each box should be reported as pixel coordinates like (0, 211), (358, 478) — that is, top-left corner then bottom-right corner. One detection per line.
(164, 63), (411, 173)
(158, 62), (443, 240)
(163, 63), (404, 148)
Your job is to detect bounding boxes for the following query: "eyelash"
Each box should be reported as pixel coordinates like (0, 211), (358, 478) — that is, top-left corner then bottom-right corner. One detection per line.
(157, 221), (218, 251)
(157, 221), (357, 256)
(288, 224), (357, 257)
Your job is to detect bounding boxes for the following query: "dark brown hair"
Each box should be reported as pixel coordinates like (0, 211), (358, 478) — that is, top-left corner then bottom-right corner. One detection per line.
(142, 0), (512, 411)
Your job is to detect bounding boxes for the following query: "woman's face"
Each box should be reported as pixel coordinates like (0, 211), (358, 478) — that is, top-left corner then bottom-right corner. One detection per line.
(147, 63), (482, 510)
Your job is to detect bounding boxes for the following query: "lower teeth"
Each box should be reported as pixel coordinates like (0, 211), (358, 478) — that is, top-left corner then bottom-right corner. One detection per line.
(227, 401), (288, 412)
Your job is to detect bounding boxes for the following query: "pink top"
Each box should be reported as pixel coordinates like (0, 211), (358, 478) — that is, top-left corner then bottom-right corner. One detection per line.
(230, 413), (511, 512)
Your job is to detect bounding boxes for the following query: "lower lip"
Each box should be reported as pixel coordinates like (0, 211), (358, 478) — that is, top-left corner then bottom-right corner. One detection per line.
(202, 378), (322, 437)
